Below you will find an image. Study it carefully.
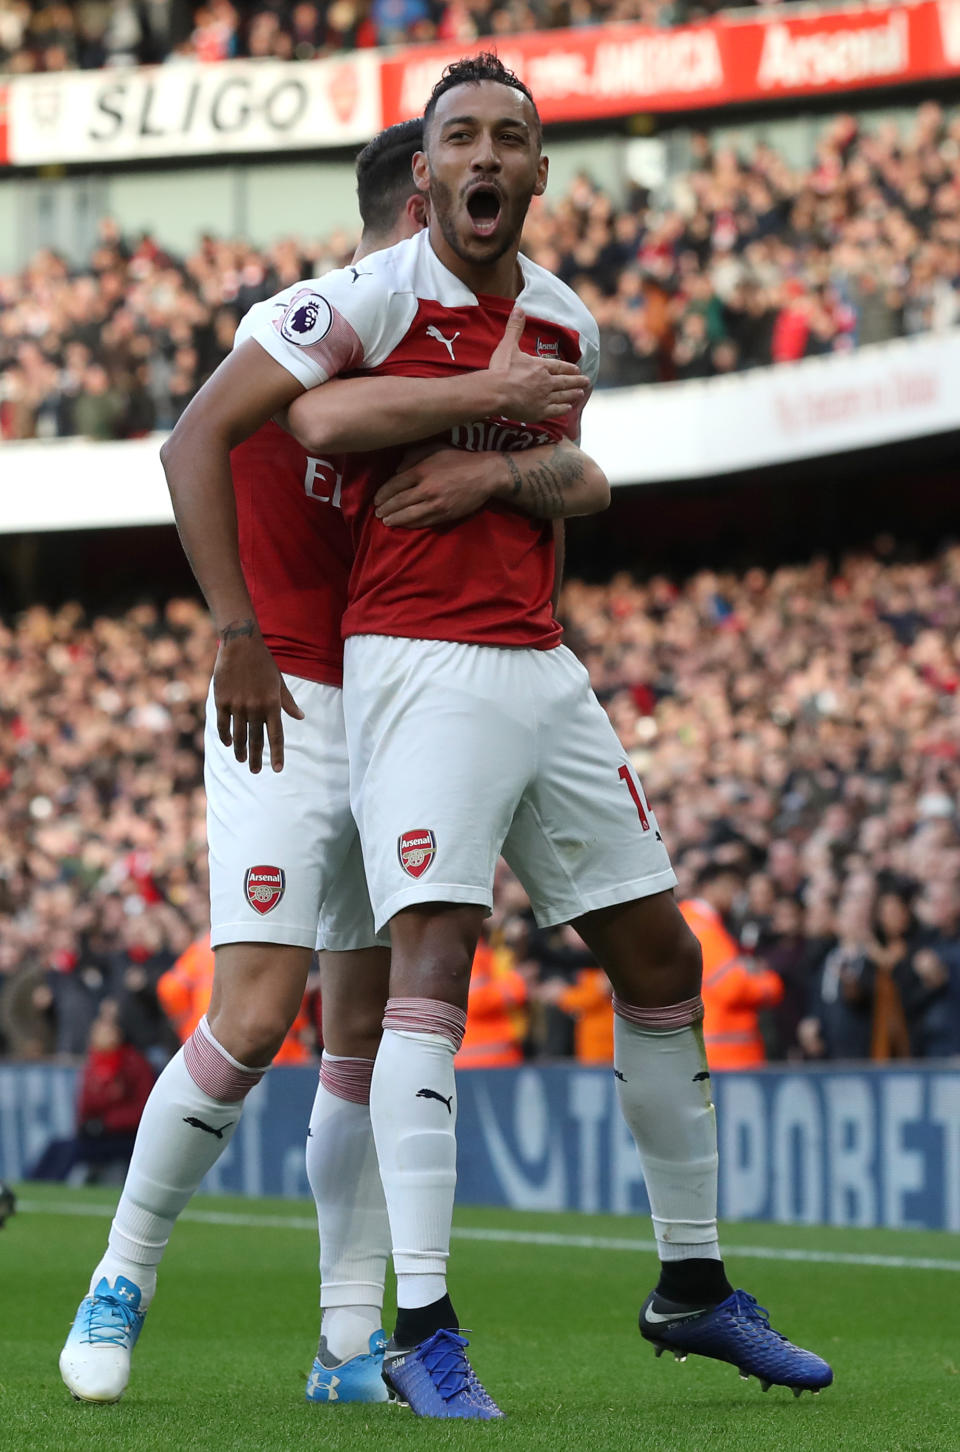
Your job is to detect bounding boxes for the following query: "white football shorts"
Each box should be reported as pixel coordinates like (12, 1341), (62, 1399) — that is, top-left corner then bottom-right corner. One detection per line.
(342, 636), (677, 932)
(204, 674), (383, 952)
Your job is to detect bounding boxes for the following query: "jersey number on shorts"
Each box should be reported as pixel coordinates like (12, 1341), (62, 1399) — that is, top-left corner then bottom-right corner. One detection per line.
(618, 765), (650, 831)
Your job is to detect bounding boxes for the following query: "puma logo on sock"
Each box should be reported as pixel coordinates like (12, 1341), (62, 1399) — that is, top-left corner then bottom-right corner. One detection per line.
(416, 1088), (453, 1113)
(614, 1069), (626, 1082)
(692, 1071), (711, 1082)
(182, 1116), (234, 1139)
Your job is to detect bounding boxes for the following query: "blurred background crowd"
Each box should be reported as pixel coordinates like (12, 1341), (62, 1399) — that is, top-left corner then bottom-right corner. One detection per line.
(0, 0), (804, 74)
(4, 103), (960, 440)
(4, 546), (960, 1072)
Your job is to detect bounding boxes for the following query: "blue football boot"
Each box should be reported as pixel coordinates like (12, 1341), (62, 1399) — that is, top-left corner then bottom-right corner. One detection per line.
(382, 1329), (503, 1419)
(640, 1288), (833, 1395)
(306, 1329), (392, 1404)
(59, 1275), (146, 1403)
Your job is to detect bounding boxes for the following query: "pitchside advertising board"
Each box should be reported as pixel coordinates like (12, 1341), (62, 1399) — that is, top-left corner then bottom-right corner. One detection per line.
(3, 1062), (960, 1230)
(1, 0), (960, 168)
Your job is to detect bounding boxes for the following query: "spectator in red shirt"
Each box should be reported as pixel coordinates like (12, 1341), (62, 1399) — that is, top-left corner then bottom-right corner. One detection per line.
(771, 281), (810, 363)
(26, 1005), (155, 1181)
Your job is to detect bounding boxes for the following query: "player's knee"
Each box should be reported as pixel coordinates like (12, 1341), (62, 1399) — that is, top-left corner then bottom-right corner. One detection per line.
(389, 906), (484, 1005)
(614, 914), (703, 1005)
(324, 999), (383, 1059)
(390, 942), (474, 1002)
(645, 916), (703, 992)
(210, 1004), (292, 1068)
(674, 921), (704, 994)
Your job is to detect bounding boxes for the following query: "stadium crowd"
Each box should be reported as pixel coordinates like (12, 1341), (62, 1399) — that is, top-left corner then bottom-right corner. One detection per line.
(3, 103), (960, 442)
(3, 546), (960, 1066)
(0, 0), (800, 74)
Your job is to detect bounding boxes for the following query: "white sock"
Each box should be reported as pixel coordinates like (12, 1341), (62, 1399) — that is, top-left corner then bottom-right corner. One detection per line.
(369, 1026), (459, 1310)
(307, 1056), (390, 1361)
(613, 1010), (721, 1262)
(320, 1305), (383, 1363)
(91, 1018), (263, 1307)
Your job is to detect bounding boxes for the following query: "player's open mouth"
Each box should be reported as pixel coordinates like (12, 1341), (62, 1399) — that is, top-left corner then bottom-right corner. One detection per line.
(466, 185), (502, 238)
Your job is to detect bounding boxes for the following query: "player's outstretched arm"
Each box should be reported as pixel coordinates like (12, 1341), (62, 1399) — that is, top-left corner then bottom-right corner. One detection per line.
(373, 439), (610, 529)
(160, 339), (307, 774)
(284, 306), (589, 454)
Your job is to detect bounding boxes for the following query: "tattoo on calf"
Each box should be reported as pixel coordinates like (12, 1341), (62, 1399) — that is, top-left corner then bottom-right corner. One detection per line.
(504, 444), (585, 518)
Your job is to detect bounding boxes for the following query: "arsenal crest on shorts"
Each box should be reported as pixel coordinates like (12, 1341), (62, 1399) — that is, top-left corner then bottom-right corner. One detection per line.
(398, 829), (437, 879)
(244, 865), (286, 915)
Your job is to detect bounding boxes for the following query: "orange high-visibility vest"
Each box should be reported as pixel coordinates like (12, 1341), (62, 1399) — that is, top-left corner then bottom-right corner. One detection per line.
(156, 933), (312, 1065)
(559, 969), (614, 1064)
(456, 939), (528, 1069)
(679, 899), (783, 1071)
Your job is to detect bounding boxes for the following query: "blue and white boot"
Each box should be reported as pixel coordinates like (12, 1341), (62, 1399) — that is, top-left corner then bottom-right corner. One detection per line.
(382, 1329), (503, 1419)
(306, 1329), (391, 1404)
(59, 1275), (146, 1403)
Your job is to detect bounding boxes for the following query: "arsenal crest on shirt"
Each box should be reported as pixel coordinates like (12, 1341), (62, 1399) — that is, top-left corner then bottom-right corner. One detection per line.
(244, 865), (286, 914)
(536, 337), (561, 359)
(398, 830), (437, 879)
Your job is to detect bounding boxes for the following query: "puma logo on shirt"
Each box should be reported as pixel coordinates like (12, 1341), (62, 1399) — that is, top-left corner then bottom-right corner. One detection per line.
(425, 324), (460, 361)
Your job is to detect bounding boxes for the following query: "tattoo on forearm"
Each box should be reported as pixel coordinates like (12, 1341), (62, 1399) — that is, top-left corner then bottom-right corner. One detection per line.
(505, 444), (585, 518)
(221, 618), (257, 642)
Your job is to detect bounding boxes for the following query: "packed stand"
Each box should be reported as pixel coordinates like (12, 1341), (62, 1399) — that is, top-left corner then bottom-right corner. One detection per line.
(4, 546), (960, 1065)
(3, 105), (959, 443)
(0, 600), (212, 1061)
(0, 0), (809, 74)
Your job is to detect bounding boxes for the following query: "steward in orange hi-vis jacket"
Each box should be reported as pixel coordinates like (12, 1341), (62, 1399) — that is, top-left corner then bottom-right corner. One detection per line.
(680, 864), (783, 1071)
(455, 934), (529, 1069)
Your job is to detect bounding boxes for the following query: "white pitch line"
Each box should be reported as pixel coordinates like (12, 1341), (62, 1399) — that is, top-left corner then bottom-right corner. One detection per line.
(16, 1199), (960, 1272)
(17, 1199), (318, 1232)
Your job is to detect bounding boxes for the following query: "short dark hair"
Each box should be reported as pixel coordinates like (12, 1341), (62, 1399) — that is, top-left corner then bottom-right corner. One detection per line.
(423, 52), (541, 143)
(355, 119), (424, 236)
(695, 861), (746, 890)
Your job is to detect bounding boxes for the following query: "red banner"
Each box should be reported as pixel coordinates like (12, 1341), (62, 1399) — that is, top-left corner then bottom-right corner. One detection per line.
(381, 0), (960, 125)
(4, 1), (960, 169)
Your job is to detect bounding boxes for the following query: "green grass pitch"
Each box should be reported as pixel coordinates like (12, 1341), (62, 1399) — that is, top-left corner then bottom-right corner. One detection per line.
(3, 1184), (958, 1452)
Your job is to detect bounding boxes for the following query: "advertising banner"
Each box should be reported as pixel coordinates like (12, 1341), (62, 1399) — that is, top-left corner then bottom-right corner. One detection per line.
(3, 1061), (959, 1230)
(5, 53), (379, 167)
(3, 1), (960, 168)
(380, 0), (960, 125)
(580, 327), (960, 485)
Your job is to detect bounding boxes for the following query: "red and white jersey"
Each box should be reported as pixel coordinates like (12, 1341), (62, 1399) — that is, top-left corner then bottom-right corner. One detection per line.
(230, 316), (353, 685)
(244, 231), (600, 651)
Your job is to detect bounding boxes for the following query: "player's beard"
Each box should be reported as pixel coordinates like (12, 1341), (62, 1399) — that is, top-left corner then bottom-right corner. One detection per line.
(429, 172), (529, 268)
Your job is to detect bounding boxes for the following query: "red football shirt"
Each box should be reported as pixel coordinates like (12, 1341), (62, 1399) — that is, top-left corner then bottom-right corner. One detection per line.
(227, 418), (351, 686)
(245, 232), (600, 651)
